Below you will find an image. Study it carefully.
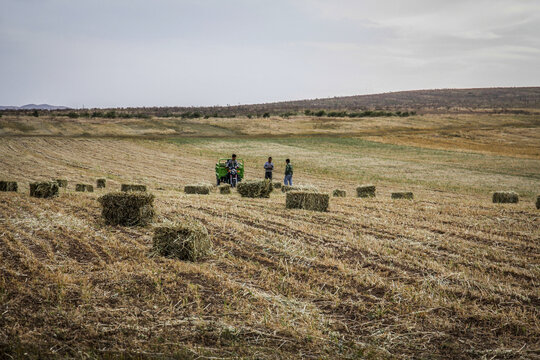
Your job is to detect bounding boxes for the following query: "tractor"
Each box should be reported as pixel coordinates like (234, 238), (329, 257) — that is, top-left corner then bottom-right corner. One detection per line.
(215, 158), (244, 187)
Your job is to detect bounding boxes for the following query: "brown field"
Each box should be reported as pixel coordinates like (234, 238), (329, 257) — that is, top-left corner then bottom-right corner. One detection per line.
(0, 112), (539, 359)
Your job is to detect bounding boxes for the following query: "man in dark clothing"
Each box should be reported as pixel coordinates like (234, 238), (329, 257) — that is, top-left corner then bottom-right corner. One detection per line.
(264, 157), (274, 180)
(226, 154), (239, 171)
(284, 158), (293, 186)
(226, 154), (240, 187)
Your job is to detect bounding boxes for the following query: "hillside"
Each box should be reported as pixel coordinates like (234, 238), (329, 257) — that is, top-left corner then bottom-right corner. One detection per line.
(119, 87), (540, 116)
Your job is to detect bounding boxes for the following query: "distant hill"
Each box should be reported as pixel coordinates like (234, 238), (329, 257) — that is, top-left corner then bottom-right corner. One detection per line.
(142, 87), (540, 116)
(0, 104), (70, 110)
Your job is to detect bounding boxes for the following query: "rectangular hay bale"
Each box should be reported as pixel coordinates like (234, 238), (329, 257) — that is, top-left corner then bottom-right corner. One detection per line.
(97, 178), (106, 188)
(332, 189), (346, 197)
(286, 191), (329, 212)
(356, 185), (376, 198)
(56, 179), (68, 188)
(76, 184), (94, 192)
(152, 219), (212, 261)
(218, 184), (231, 194)
(492, 191), (519, 204)
(391, 192), (414, 200)
(237, 180), (273, 198)
(121, 184), (147, 192)
(30, 182), (59, 198)
(0, 181), (18, 192)
(98, 192), (154, 226)
(184, 184), (212, 194)
(536, 195), (540, 210)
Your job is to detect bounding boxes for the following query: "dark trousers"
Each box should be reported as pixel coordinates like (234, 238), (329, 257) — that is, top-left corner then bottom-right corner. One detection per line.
(265, 171), (272, 180)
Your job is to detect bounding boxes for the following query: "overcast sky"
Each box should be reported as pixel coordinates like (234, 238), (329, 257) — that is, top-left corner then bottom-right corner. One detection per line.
(1, 0), (539, 108)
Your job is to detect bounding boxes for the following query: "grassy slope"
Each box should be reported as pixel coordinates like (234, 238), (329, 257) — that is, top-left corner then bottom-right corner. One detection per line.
(0, 113), (539, 359)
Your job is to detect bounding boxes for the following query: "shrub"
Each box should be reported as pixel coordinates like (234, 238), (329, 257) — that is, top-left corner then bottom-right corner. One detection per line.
(67, 112), (79, 119)
(98, 192), (154, 226)
(152, 219), (211, 261)
(263, 112), (270, 118)
(286, 191), (329, 212)
(104, 111), (117, 119)
(32, 110), (39, 117)
(237, 180), (273, 198)
(30, 182), (59, 198)
(492, 191), (519, 204)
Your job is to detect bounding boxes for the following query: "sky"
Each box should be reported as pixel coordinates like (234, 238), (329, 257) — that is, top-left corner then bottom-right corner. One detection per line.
(1, 0), (539, 108)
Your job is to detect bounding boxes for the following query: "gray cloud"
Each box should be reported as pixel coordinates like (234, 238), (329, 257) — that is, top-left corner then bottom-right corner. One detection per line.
(1, 0), (538, 107)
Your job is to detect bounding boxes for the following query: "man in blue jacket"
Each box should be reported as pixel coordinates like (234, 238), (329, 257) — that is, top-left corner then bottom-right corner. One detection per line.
(264, 157), (274, 180)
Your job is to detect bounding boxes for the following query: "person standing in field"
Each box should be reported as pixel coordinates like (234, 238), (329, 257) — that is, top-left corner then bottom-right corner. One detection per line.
(264, 157), (274, 180)
(284, 158), (293, 186)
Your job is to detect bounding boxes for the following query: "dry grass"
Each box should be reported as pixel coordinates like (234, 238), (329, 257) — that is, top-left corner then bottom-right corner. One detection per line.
(0, 114), (539, 359)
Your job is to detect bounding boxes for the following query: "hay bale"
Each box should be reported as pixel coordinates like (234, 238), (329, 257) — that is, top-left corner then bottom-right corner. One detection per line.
(97, 178), (106, 188)
(98, 192), (154, 226)
(332, 189), (346, 197)
(218, 184), (231, 194)
(492, 191), (519, 204)
(391, 192), (414, 200)
(76, 184), (94, 192)
(56, 179), (68, 188)
(184, 184), (212, 194)
(0, 181), (18, 192)
(152, 219), (212, 261)
(30, 182), (59, 198)
(237, 180), (273, 198)
(121, 184), (147, 192)
(356, 185), (376, 198)
(273, 182), (282, 189)
(282, 184), (317, 193)
(536, 195), (540, 210)
(286, 191), (329, 212)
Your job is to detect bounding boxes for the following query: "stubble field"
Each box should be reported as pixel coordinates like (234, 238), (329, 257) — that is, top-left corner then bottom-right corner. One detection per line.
(0, 112), (539, 359)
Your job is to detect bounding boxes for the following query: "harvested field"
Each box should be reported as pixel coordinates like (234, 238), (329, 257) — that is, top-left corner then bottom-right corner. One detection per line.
(0, 112), (539, 359)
